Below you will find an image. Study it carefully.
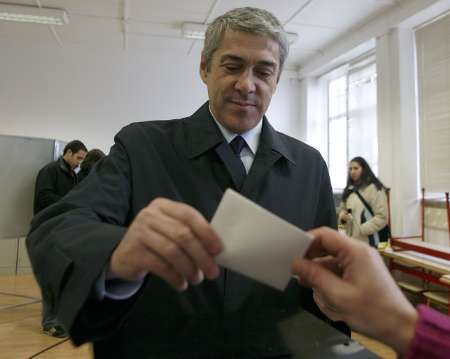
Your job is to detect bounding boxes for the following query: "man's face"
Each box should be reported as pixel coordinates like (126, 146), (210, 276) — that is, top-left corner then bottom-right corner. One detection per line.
(64, 149), (86, 169)
(200, 30), (280, 134)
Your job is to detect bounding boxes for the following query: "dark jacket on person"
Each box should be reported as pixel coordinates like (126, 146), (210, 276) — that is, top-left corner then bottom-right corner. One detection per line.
(27, 102), (346, 358)
(33, 157), (78, 214)
(76, 168), (89, 183)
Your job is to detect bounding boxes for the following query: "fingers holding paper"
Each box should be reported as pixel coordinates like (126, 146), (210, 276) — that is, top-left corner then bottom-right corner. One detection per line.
(291, 227), (417, 354)
(291, 226), (387, 325)
(109, 198), (222, 291)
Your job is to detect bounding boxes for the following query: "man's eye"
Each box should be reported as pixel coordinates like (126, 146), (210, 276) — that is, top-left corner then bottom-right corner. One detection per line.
(224, 65), (240, 72)
(257, 70), (273, 78)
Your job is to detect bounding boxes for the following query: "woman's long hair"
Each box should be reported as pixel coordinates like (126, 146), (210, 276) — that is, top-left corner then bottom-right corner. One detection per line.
(342, 156), (386, 201)
(80, 149), (105, 173)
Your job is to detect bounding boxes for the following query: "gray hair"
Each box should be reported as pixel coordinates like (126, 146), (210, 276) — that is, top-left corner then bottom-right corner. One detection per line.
(203, 7), (289, 77)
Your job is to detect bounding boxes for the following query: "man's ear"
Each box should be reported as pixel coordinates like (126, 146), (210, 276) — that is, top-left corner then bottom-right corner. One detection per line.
(199, 54), (208, 84)
(62, 150), (71, 161)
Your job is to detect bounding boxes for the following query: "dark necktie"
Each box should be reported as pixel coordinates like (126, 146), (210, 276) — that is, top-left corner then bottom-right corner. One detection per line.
(228, 136), (247, 189)
(230, 135), (246, 156)
(229, 136), (247, 173)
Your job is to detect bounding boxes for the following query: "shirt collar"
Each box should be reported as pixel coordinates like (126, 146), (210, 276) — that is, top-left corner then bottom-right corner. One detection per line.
(208, 106), (262, 155)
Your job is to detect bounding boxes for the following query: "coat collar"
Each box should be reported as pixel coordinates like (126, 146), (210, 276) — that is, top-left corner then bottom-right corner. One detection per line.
(185, 102), (224, 159)
(58, 156), (73, 174)
(185, 101), (296, 165)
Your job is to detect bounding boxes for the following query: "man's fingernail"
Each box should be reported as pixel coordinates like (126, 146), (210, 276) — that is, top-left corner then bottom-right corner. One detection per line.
(177, 279), (188, 292)
(206, 265), (220, 279)
(191, 269), (204, 285)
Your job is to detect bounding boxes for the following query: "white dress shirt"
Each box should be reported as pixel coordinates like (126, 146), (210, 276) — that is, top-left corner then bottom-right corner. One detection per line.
(210, 109), (262, 174)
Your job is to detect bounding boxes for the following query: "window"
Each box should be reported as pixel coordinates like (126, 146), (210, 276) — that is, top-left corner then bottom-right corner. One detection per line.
(327, 56), (378, 189)
(416, 13), (450, 193)
(328, 76), (348, 189)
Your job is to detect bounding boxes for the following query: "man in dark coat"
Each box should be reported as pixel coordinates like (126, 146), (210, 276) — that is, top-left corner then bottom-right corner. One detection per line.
(34, 140), (87, 214)
(34, 139), (87, 337)
(27, 7), (348, 358)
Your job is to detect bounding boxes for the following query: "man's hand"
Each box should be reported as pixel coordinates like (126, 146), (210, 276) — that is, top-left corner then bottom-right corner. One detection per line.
(292, 227), (417, 355)
(110, 198), (222, 291)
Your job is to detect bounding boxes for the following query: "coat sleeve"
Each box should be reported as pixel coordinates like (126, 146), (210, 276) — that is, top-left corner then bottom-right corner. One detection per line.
(26, 136), (140, 346)
(34, 166), (62, 212)
(406, 305), (450, 358)
(359, 187), (388, 236)
(313, 158), (337, 229)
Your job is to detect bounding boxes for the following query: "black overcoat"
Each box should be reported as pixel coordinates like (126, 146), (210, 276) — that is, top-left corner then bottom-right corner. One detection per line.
(27, 102), (344, 358)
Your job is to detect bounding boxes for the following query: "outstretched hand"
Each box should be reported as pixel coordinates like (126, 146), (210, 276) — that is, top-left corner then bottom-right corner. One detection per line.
(292, 227), (417, 354)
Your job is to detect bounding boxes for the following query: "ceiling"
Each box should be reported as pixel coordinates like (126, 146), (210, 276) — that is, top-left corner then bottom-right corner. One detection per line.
(0, 0), (401, 70)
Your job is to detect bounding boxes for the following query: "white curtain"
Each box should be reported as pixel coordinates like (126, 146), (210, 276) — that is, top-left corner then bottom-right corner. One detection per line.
(416, 13), (450, 193)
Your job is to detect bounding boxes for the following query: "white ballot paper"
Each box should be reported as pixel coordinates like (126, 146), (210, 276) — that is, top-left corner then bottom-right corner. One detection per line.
(211, 189), (313, 291)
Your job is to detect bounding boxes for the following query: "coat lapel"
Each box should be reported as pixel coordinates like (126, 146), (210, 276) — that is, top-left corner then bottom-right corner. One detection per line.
(185, 102), (248, 191)
(184, 102), (224, 158)
(214, 143), (247, 190)
(242, 118), (296, 197)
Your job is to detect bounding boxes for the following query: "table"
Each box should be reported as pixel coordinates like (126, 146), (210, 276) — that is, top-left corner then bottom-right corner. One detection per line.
(381, 245), (450, 313)
(390, 238), (450, 260)
(381, 249), (450, 275)
(441, 274), (450, 286)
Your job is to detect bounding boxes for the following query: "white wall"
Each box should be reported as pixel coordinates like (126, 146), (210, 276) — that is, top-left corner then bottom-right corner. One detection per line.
(267, 72), (304, 141)
(302, 76), (328, 160)
(1, 47), (204, 152)
(0, 47), (303, 153)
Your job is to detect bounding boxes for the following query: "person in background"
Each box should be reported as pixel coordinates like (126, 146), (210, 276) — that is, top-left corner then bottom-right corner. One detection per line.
(77, 149), (106, 182)
(33, 139), (87, 337)
(338, 156), (388, 246)
(292, 226), (450, 358)
(34, 140), (88, 214)
(27, 7), (348, 358)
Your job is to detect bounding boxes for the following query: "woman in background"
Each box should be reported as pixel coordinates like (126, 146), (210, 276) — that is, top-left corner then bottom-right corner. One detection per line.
(338, 156), (388, 246)
(77, 148), (105, 182)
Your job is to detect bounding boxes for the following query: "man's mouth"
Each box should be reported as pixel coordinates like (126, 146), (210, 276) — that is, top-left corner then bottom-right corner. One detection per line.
(229, 99), (257, 109)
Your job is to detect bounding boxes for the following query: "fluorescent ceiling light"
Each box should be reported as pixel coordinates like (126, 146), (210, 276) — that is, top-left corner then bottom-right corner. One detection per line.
(182, 22), (207, 40)
(0, 3), (68, 25)
(182, 22), (299, 44)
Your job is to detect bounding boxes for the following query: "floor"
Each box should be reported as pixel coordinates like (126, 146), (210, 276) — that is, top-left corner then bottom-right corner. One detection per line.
(0, 274), (91, 359)
(0, 274), (395, 359)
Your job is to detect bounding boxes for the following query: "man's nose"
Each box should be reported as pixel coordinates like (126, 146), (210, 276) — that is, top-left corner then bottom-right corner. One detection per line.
(235, 71), (256, 93)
